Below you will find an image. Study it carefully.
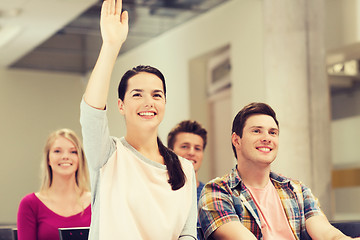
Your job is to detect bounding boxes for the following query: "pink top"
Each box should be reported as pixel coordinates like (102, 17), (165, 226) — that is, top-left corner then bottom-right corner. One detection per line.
(247, 180), (296, 240)
(17, 193), (91, 240)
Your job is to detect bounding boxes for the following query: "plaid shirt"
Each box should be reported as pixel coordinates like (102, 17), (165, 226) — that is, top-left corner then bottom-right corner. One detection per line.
(198, 166), (323, 240)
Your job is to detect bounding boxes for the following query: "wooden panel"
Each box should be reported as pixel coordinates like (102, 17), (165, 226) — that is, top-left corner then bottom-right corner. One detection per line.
(332, 168), (360, 188)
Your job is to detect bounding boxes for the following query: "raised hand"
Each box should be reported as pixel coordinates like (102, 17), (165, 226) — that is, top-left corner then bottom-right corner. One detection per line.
(100, 0), (129, 48)
(84, 0), (129, 109)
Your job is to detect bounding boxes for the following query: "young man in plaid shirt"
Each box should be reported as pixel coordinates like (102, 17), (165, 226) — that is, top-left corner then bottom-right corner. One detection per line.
(198, 102), (359, 240)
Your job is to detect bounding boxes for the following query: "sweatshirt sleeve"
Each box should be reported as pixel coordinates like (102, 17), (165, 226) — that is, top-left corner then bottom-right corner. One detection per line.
(179, 167), (197, 240)
(80, 98), (116, 171)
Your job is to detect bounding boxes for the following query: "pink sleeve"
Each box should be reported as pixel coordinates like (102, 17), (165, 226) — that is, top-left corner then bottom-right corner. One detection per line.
(17, 193), (37, 240)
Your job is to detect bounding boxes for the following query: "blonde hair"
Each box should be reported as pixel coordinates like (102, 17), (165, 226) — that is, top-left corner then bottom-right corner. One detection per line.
(40, 128), (90, 193)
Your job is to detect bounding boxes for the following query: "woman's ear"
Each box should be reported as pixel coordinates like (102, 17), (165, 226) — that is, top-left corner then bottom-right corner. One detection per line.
(118, 99), (125, 115)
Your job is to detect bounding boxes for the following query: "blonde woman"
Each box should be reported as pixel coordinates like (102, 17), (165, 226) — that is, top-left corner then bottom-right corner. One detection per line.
(80, 0), (197, 239)
(17, 128), (91, 240)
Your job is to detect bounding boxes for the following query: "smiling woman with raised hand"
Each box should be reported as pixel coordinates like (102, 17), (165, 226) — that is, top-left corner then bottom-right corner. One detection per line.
(17, 128), (91, 240)
(79, 0), (197, 239)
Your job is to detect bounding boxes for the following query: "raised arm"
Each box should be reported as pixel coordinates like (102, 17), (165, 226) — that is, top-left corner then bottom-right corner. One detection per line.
(84, 0), (128, 109)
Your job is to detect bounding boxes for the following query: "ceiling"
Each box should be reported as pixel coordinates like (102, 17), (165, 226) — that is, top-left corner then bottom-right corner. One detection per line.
(0, 0), (228, 75)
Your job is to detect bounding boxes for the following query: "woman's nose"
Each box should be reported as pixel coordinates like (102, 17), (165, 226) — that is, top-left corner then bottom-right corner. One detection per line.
(144, 96), (154, 108)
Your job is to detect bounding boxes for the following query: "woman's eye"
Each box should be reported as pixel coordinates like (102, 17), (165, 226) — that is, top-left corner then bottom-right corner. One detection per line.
(253, 129), (260, 133)
(71, 151), (78, 154)
(270, 131), (278, 136)
(133, 93), (141, 97)
(153, 93), (163, 98)
(54, 150), (60, 153)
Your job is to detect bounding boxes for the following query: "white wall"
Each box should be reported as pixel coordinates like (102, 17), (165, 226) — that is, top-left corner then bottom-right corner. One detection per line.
(0, 68), (86, 223)
(325, 0), (360, 50)
(3, 0), (357, 224)
(332, 117), (360, 220)
(0, 0), (264, 224)
(326, 0), (360, 220)
(332, 116), (360, 166)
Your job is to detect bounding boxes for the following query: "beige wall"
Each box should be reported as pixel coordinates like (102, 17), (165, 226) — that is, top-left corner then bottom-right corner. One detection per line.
(113, 0), (264, 185)
(325, 0), (360, 50)
(1, 0), (263, 224)
(325, 0), (360, 220)
(2, 0), (359, 224)
(332, 116), (360, 220)
(0, 68), (86, 223)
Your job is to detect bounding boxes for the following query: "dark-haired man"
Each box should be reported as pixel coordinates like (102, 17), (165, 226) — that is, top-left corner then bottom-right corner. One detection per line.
(198, 102), (359, 240)
(168, 120), (207, 203)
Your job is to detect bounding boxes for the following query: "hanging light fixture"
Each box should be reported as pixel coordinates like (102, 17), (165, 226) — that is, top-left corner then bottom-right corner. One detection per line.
(0, 24), (22, 48)
(0, 8), (23, 48)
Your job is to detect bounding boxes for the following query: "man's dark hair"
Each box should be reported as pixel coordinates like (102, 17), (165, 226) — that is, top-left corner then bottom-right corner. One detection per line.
(167, 120), (207, 150)
(231, 102), (279, 158)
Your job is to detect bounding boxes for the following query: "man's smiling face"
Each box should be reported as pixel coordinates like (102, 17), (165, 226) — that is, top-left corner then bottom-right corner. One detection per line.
(172, 132), (204, 172)
(234, 114), (279, 167)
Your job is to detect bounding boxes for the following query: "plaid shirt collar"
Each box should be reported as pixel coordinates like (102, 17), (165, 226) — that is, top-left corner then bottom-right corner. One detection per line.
(226, 165), (309, 240)
(227, 165), (292, 190)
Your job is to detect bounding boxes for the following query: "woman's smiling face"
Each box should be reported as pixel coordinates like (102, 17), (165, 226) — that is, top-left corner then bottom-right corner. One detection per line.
(48, 136), (79, 177)
(118, 72), (166, 131)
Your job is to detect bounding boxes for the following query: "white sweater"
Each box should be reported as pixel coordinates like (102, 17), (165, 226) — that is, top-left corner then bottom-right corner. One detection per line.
(80, 99), (197, 240)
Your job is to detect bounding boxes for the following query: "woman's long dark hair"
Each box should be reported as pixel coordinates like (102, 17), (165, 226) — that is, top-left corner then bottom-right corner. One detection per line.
(118, 65), (186, 190)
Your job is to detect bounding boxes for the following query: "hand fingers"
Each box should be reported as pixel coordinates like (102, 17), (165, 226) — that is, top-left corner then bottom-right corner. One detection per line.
(102, 0), (122, 17)
(121, 10), (128, 25)
(101, 1), (108, 16)
(101, 0), (113, 16)
(108, 0), (115, 15)
(115, 0), (122, 16)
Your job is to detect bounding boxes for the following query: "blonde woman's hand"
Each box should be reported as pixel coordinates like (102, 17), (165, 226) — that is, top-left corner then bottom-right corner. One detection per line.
(100, 0), (129, 48)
